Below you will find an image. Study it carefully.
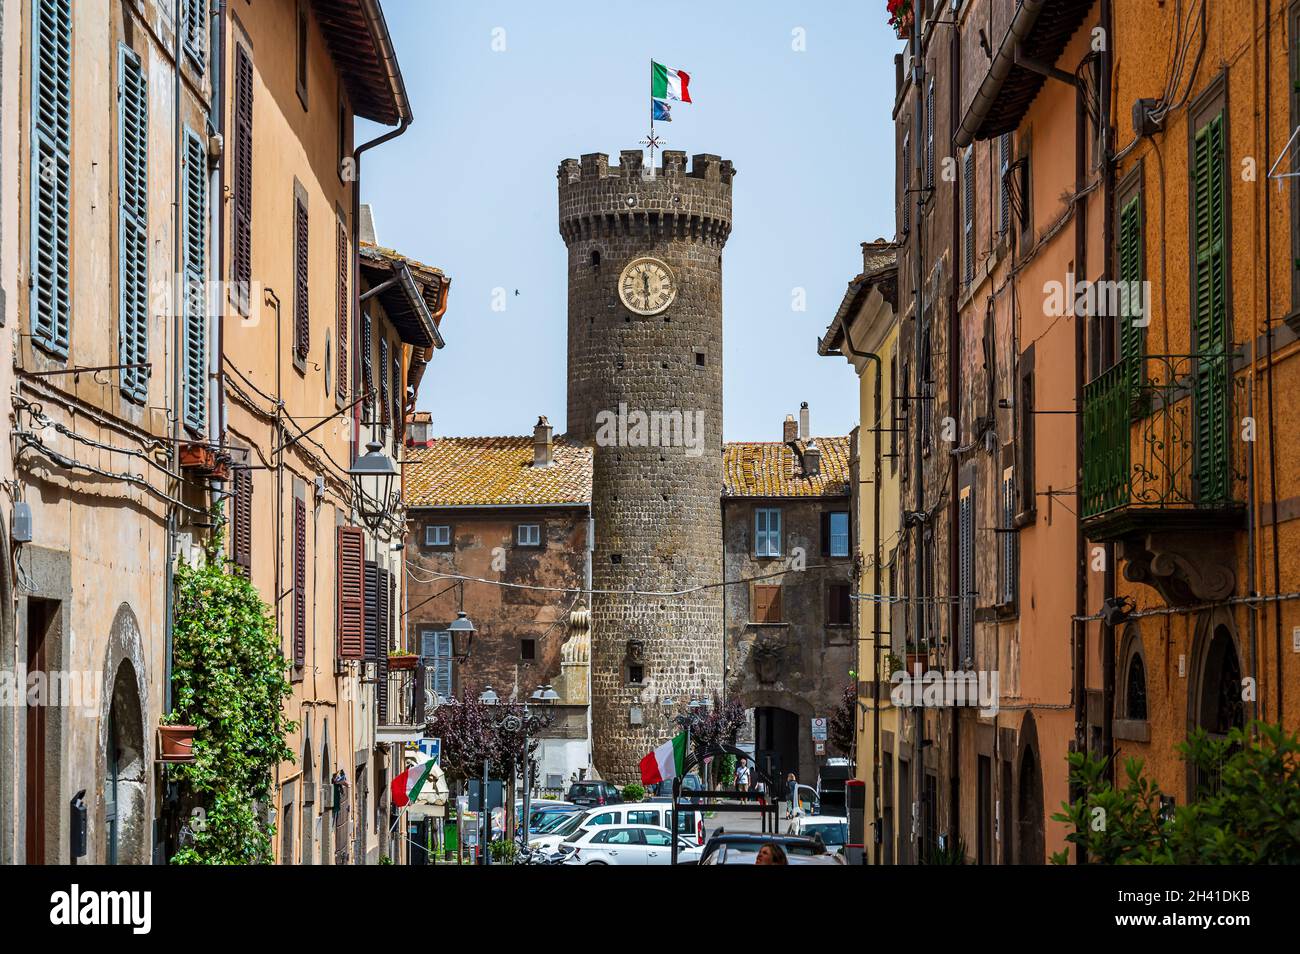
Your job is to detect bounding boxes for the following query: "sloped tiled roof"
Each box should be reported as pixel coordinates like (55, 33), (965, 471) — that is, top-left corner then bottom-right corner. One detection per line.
(405, 436), (592, 508)
(722, 436), (852, 498)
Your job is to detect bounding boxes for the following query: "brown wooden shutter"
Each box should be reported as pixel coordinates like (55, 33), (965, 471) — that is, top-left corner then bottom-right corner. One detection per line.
(363, 561), (379, 661)
(293, 498), (307, 665)
(233, 45), (253, 315)
(336, 220), (348, 401)
(361, 310), (373, 419)
(294, 193), (309, 361)
(232, 464), (253, 574)
(335, 526), (365, 659)
(391, 351), (402, 443)
(378, 337), (389, 425)
(753, 584), (782, 624)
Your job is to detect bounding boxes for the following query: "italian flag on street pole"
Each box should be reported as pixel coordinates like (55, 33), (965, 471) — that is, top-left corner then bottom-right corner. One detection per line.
(390, 758), (434, 809)
(639, 731), (688, 786)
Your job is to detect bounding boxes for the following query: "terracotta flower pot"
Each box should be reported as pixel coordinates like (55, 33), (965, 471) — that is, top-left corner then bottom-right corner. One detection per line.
(158, 724), (197, 762)
(388, 653), (418, 671)
(905, 652), (930, 676)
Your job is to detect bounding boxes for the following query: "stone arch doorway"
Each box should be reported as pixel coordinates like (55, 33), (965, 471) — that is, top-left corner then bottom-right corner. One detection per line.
(753, 706), (800, 799)
(1188, 612), (1246, 798)
(1014, 713), (1045, 865)
(104, 660), (147, 864)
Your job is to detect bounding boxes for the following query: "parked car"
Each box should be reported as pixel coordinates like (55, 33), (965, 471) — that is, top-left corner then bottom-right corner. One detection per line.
(651, 772), (704, 801)
(517, 800), (579, 834)
(699, 842), (846, 865)
(817, 761), (853, 816)
(528, 810), (591, 854)
(528, 802), (706, 852)
(566, 779), (623, 807)
(788, 783), (820, 817)
(698, 832), (828, 865)
(558, 825), (703, 865)
(787, 815), (849, 853)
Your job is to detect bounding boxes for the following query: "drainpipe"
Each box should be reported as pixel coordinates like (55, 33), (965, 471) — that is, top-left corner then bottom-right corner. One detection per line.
(212, 2), (229, 463)
(164, 0), (185, 718)
(1099, 0), (1117, 781)
(1072, 48), (1089, 865)
(1263, 0), (1284, 724)
(946, 27), (961, 856)
(909, 25), (926, 866)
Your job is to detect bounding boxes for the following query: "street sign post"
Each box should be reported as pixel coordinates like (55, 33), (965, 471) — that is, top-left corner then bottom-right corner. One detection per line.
(419, 737), (441, 764)
(811, 717), (828, 741)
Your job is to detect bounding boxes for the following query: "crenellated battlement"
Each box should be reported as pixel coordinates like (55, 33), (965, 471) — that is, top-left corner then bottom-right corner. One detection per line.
(557, 149), (735, 247)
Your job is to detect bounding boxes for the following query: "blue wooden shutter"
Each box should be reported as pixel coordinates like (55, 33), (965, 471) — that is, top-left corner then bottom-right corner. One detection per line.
(183, 0), (207, 73)
(118, 46), (148, 401)
(363, 561), (379, 661)
(182, 129), (208, 433)
(31, 0), (73, 356)
(1192, 113), (1229, 503)
(433, 633), (452, 700)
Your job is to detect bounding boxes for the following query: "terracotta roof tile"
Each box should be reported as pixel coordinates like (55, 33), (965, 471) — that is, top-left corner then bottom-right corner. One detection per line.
(405, 436), (592, 508)
(722, 436), (853, 498)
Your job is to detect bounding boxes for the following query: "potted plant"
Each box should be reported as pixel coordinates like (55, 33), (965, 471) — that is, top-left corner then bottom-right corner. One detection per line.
(887, 0), (914, 39)
(387, 649), (418, 671)
(157, 715), (197, 762)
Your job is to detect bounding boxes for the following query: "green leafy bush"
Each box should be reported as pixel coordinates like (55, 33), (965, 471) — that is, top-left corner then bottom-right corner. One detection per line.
(1052, 721), (1300, 864)
(622, 782), (646, 802)
(489, 838), (518, 864)
(167, 520), (296, 864)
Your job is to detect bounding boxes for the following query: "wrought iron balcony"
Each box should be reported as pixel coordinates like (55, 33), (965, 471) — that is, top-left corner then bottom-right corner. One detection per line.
(1082, 353), (1246, 541)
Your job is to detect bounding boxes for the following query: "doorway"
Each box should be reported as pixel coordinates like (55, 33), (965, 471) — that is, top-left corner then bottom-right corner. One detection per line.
(754, 706), (799, 799)
(25, 598), (58, 864)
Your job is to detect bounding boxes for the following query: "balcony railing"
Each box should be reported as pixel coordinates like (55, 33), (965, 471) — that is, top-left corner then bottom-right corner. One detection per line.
(1082, 353), (1246, 534)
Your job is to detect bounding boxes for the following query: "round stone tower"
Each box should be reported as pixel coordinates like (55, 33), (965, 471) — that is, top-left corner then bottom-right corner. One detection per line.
(558, 149), (735, 781)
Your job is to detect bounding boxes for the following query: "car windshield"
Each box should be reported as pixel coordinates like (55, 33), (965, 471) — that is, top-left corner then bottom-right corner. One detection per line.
(563, 827), (590, 844)
(712, 838), (820, 856)
(550, 813), (588, 836)
(804, 823), (848, 844)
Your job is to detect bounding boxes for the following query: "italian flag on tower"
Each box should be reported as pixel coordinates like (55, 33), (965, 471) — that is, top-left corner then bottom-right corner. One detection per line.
(651, 61), (691, 122)
(639, 731), (688, 786)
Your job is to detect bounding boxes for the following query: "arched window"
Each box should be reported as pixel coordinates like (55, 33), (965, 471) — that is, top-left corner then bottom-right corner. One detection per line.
(1124, 651), (1147, 721)
(1199, 626), (1244, 737)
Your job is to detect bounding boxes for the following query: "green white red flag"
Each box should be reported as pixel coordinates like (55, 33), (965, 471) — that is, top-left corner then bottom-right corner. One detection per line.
(390, 758), (434, 808)
(639, 731), (687, 786)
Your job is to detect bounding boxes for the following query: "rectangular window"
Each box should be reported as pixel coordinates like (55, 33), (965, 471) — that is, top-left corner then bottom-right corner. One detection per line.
(425, 524), (451, 548)
(1017, 138), (1033, 246)
(925, 77), (935, 191)
(392, 350), (404, 443)
(752, 584), (783, 624)
(754, 507), (782, 557)
(293, 498), (307, 667)
(520, 638), (537, 662)
(963, 147), (975, 286)
(231, 464), (253, 575)
(31, 0), (73, 357)
(958, 485), (974, 666)
(827, 583), (852, 626)
(1016, 347), (1036, 518)
(420, 630), (453, 702)
(295, 0), (309, 109)
(232, 44), (253, 317)
(517, 523), (541, 547)
(182, 0), (207, 72)
(824, 510), (850, 557)
(901, 131), (911, 235)
(361, 308), (374, 421)
(182, 129), (208, 433)
(335, 218), (348, 403)
(377, 336), (390, 428)
(998, 133), (1011, 235)
(293, 186), (310, 365)
(363, 561), (380, 661)
(118, 45), (148, 402)
(999, 466), (1018, 607)
(336, 526), (365, 660)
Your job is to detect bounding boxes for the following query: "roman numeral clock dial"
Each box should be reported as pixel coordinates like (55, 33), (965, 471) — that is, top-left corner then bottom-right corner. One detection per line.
(618, 256), (677, 316)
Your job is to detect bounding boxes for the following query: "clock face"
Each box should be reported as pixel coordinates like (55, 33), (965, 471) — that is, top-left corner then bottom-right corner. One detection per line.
(618, 257), (677, 315)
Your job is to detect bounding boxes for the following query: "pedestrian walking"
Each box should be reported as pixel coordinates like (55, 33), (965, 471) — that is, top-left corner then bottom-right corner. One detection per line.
(785, 772), (798, 818)
(735, 758), (751, 793)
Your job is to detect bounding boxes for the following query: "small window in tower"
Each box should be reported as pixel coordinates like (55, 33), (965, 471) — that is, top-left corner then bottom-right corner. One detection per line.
(695, 349), (706, 367)
(521, 638), (537, 662)
(627, 664), (645, 685)
(611, 553), (622, 564)
(590, 250), (601, 268)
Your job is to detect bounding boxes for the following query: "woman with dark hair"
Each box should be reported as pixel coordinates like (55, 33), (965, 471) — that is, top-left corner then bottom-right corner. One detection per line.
(755, 842), (788, 865)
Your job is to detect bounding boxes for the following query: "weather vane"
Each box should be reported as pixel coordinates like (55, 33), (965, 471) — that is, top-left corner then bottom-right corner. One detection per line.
(640, 129), (665, 178)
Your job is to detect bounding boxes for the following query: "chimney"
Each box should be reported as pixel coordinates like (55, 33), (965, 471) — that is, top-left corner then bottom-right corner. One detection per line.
(802, 439), (822, 478)
(799, 402), (810, 441)
(533, 415), (554, 467)
(359, 203), (378, 246)
(783, 414), (798, 443)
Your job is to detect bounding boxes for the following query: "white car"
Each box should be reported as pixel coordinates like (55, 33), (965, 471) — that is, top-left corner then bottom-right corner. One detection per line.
(787, 815), (849, 853)
(529, 802), (705, 854)
(559, 825), (703, 865)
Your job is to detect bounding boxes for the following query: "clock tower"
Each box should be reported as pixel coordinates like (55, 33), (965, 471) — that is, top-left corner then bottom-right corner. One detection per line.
(558, 149), (735, 781)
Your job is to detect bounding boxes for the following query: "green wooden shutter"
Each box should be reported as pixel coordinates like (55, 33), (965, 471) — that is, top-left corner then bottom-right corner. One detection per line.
(1117, 193), (1143, 396)
(183, 129), (208, 434)
(118, 46), (148, 402)
(1192, 113), (1229, 503)
(31, 0), (73, 356)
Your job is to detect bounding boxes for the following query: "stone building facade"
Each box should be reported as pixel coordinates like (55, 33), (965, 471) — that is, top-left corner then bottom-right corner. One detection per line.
(557, 150), (733, 781)
(722, 417), (856, 786)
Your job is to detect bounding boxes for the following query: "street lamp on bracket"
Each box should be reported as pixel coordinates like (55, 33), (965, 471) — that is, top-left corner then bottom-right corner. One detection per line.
(347, 440), (399, 532)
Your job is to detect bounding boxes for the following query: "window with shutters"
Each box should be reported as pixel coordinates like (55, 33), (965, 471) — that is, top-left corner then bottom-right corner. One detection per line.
(751, 584), (783, 624)
(336, 218), (348, 404)
(998, 467), (1018, 607)
(182, 0), (207, 73)
(924, 77), (935, 191)
(998, 133), (1011, 236)
(1016, 346), (1036, 520)
(293, 184), (310, 367)
(901, 131), (911, 235)
(963, 148), (975, 286)
(754, 508), (782, 557)
(31, 0), (73, 357)
(420, 629), (453, 700)
(231, 464), (253, 575)
(1190, 99), (1230, 504)
(958, 486), (974, 666)
(118, 45), (148, 402)
(361, 308), (374, 420)
(336, 526), (365, 660)
(182, 129), (208, 434)
(232, 44), (253, 317)
(296, 0), (310, 110)
(293, 498), (307, 667)
(392, 350), (403, 443)
(823, 511), (850, 558)
(1115, 173), (1146, 396)
(378, 336), (390, 427)
(363, 561), (380, 661)
(1017, 134), (1033, 247)
(827, 583), (852, 626)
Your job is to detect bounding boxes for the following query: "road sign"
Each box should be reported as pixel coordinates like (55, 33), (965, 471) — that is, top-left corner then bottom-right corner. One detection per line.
(811, 717), (828, 741)
(815, 741), (826, 756)
(419, 737), (441, 764)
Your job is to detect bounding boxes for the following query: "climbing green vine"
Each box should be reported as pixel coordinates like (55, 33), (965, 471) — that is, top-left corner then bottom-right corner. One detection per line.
(166, 513), (295, 864)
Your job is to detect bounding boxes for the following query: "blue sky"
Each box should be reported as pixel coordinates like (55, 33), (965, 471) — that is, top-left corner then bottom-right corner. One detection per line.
(361, 1), (900, 441)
